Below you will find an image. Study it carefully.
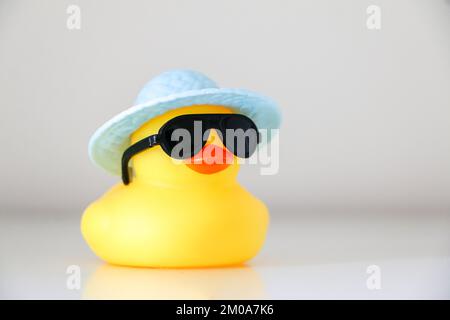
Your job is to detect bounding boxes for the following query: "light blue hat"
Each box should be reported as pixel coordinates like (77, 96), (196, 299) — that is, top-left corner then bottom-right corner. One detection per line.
(89, 69), (281, 175)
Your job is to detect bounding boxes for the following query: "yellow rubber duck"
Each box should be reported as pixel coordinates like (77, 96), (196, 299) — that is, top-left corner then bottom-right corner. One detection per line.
(82, 70), (280, 268)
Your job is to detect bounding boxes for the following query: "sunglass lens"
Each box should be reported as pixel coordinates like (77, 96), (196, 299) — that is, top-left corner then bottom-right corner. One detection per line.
(162, 118), (206, 159)
(222, 115), (259, 158)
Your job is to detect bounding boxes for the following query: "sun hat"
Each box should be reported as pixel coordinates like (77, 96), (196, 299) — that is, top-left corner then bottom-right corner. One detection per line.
(89, 69), (281, 175)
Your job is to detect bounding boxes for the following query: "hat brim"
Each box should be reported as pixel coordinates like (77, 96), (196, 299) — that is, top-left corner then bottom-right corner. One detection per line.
(89, 88), (281, 175)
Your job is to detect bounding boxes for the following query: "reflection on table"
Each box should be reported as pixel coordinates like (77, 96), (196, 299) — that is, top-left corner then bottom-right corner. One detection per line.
(83, 264), (267, 300)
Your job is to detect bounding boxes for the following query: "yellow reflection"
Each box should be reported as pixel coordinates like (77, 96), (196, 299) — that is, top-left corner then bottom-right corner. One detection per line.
(83, 264), (267, 300)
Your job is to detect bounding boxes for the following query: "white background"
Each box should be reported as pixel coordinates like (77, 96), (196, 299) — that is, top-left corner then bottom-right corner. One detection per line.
(0, 0), (449, 299)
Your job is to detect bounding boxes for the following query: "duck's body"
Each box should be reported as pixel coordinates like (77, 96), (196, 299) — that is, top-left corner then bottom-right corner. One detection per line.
(82, 180), (268, 267)
(82, 105), (270, 268)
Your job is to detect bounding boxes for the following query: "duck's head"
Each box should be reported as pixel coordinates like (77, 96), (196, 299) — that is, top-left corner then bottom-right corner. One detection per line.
(128, 104), (240, 187)
(88, 70), (281, 183)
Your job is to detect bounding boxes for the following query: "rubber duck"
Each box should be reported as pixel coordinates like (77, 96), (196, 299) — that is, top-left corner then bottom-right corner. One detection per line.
(82, 70), (280, 267)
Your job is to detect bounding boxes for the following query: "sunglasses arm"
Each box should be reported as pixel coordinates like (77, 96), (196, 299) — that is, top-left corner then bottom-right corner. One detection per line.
(121, 134), (159, 185)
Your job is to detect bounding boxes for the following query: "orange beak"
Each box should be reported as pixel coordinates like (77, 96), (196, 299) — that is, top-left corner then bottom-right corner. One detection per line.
(186, 144), (234, 174)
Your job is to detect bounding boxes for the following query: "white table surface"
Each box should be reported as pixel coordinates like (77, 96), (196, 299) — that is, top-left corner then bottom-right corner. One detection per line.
(1, 211), (449, 299)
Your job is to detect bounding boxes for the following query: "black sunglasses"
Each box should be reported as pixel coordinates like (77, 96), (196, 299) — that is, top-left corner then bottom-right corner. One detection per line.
(121, 113), (260, 185)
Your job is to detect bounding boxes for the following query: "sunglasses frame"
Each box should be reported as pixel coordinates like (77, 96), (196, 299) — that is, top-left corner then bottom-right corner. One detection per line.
(121, 113), (260, 185)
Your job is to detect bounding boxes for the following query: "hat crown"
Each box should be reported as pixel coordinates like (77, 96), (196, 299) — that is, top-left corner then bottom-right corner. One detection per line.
(134, 70), (218, 105)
